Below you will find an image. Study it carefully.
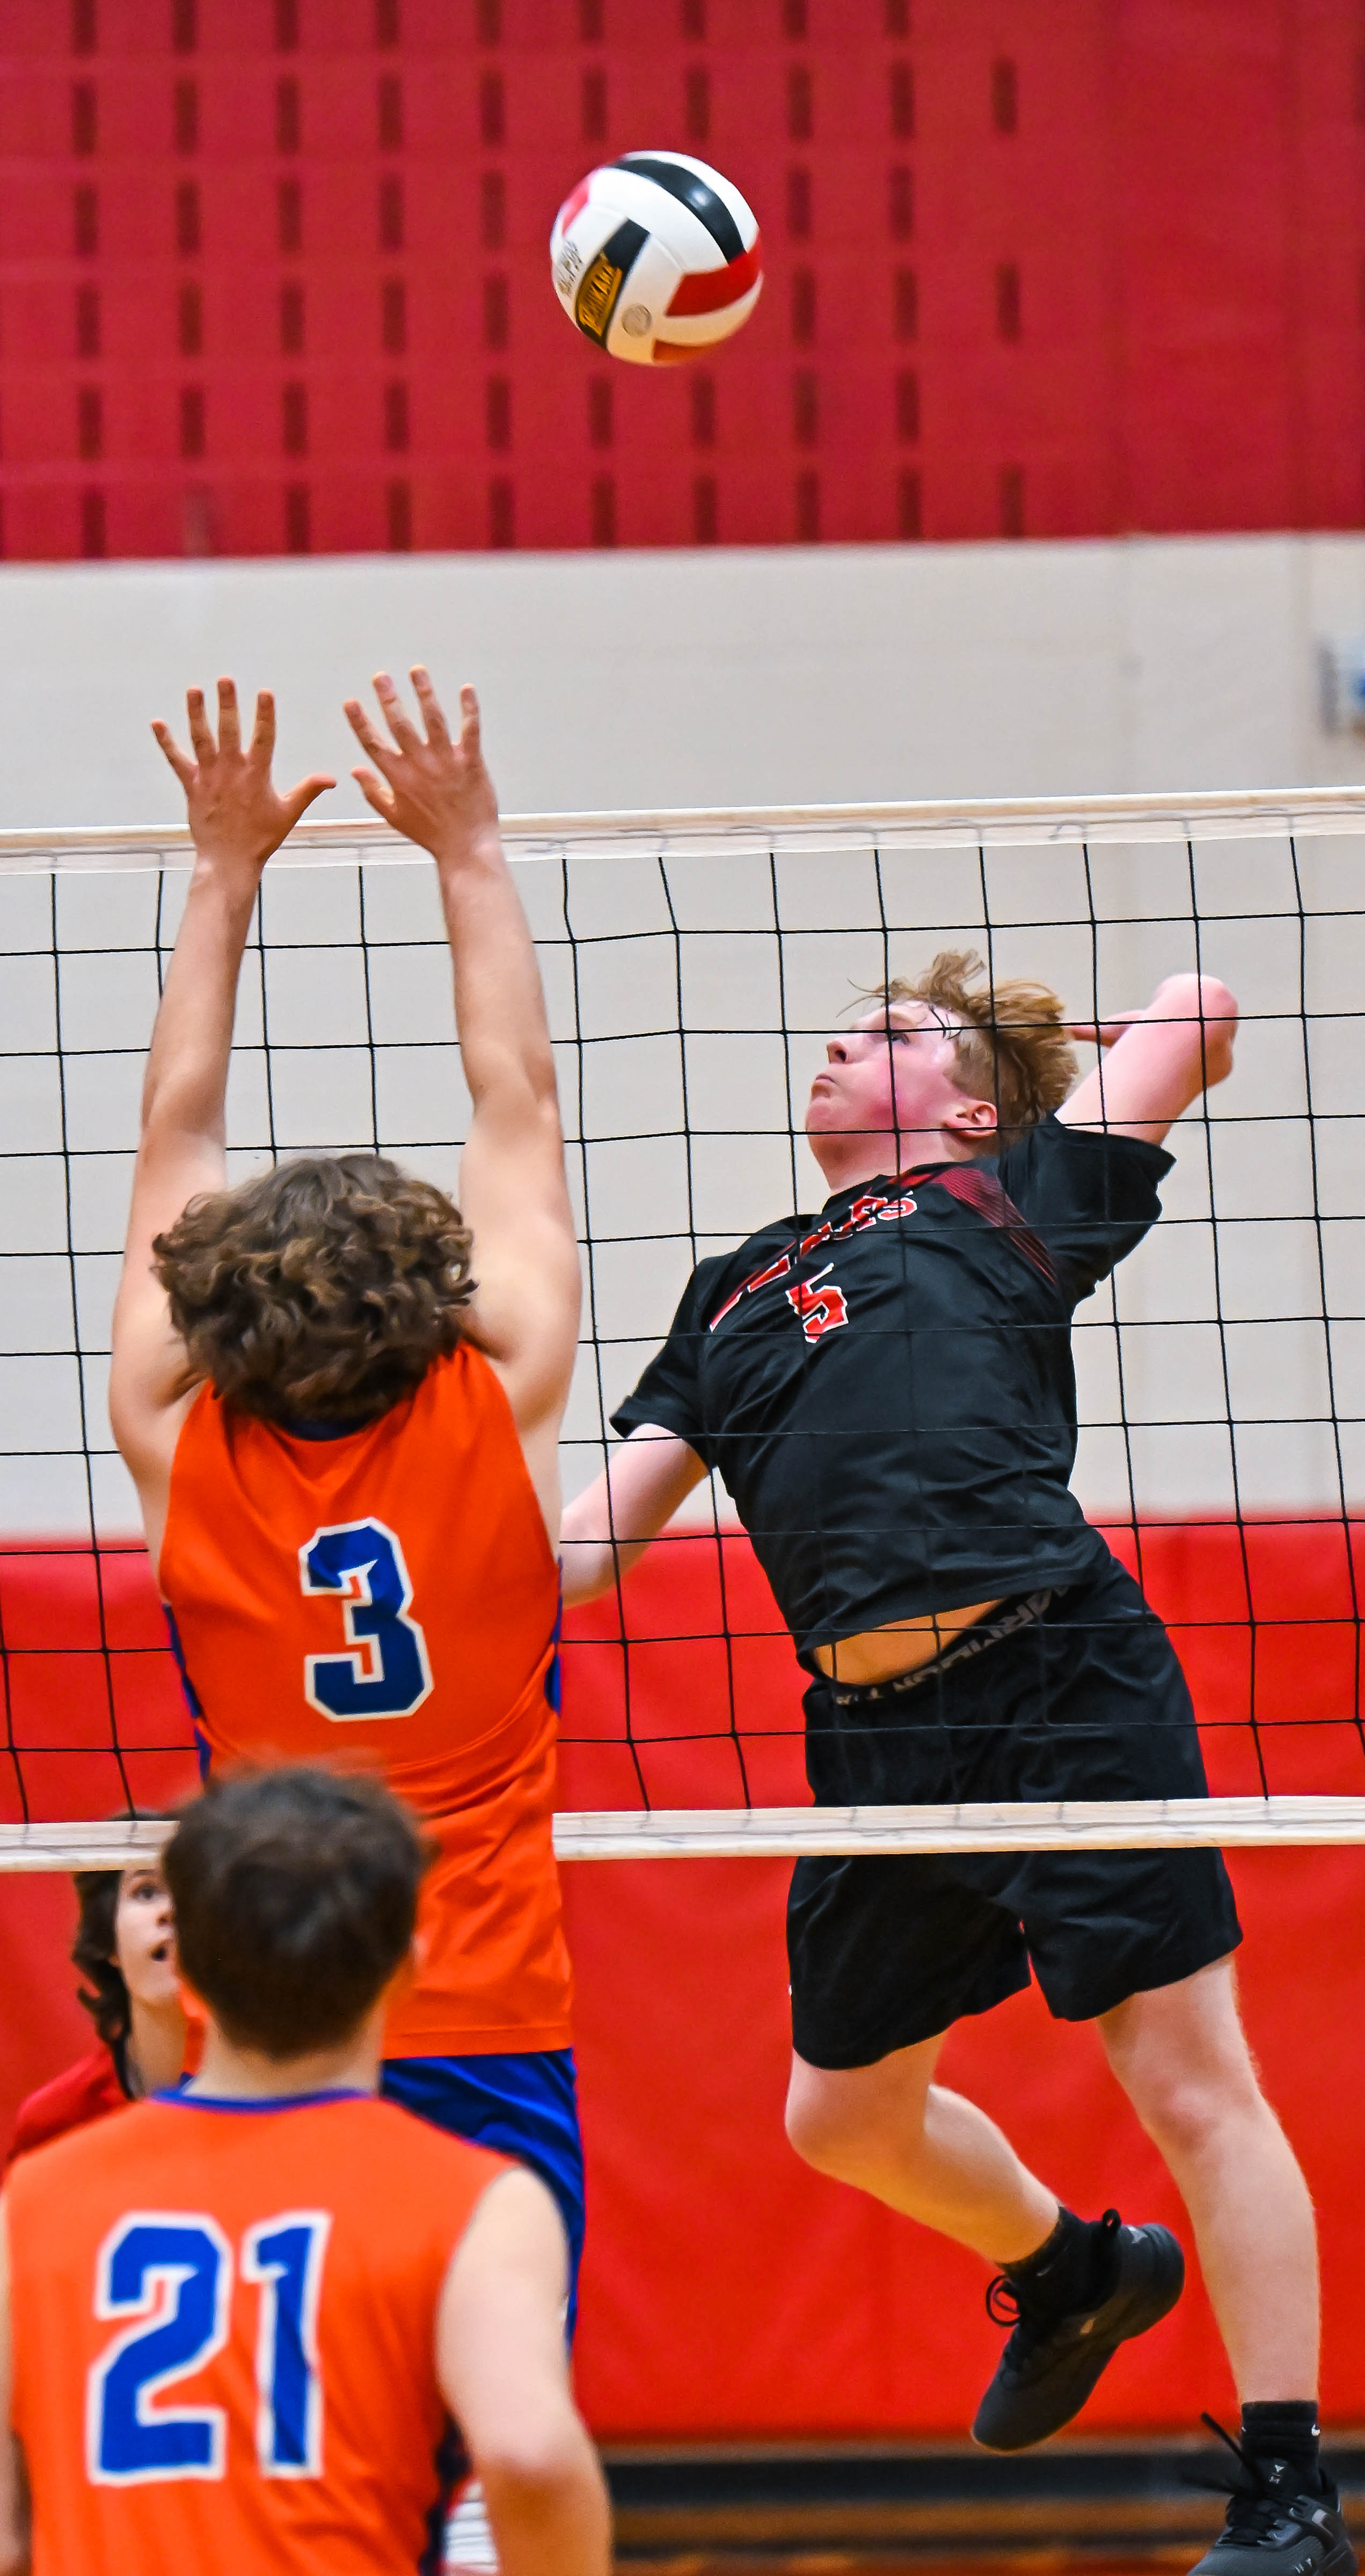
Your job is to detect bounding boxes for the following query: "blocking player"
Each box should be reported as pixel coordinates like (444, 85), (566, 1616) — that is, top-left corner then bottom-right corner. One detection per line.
(561, 952), (1350, 2576)
(0, 1764), (610, 2576)
(108, 674), (583, 2564)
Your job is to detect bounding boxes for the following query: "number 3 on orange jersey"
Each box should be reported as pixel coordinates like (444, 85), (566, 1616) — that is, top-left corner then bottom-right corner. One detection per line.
(299, 1520), (433, 1722)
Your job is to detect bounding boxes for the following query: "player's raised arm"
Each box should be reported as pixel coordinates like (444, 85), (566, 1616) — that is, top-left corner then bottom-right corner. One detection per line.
(436, 2166), (610, 2576)
(560, 1422), (709, 1605)
(1060, 970), (1238, 1146)
(109, 683), (334, 1533)
(343, 672), (581, 1505)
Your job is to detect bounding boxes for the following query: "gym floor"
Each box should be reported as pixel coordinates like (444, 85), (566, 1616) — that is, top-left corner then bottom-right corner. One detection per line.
(638, 2559), (1201, 2573)
(603, 2441), (1244, 2566)
(639, 2559), (1195, 2572)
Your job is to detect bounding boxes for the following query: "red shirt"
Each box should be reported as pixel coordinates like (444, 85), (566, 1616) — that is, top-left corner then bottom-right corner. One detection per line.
(7, 2046), (126, 2168)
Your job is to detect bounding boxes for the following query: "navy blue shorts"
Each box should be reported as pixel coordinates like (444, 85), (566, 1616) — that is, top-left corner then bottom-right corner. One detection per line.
(381, 2047), (585, 2333)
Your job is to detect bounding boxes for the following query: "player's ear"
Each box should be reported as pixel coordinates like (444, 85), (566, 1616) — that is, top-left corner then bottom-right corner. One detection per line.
(945, 1094), (998, 1141)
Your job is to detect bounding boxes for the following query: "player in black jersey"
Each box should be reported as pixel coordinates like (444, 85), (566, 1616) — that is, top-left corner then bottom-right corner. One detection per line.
(562, 952), (1351, 2576)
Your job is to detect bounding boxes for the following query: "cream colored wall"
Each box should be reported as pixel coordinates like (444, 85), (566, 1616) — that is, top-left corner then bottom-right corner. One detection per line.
(4, 533), (1364, 1536)
(3, 530), (1365, 829)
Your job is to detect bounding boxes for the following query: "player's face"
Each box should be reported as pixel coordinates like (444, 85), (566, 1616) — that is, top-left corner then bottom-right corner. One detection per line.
(805, 1002), (991, 1157)
(113, 1863), (180, 2010)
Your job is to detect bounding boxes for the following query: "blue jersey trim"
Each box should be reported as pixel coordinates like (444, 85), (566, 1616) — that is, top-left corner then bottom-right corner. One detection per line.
(274, 1414), (375, 1441)
(162, 1602), (205, 1720)
(545, 1577), (563, 1712)
(156, 2086), (372, 2113)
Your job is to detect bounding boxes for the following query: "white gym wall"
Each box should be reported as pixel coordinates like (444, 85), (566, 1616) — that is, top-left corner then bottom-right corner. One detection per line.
(4, 532), (1364, 1541)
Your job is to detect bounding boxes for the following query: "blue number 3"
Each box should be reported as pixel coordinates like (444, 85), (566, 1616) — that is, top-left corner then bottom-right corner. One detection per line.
(299, 1519), (433, 1722)
(88, 2211), (330, 2485)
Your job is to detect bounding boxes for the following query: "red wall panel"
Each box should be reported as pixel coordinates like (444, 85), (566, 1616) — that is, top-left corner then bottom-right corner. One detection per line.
(0, 2), (1361, 561)
(564, 1839), (1365, 2438)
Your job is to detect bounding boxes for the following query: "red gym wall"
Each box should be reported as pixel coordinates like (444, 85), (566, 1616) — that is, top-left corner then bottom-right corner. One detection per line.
(2, 1525), (1364, 2441)
(0, 0), (1362, 562)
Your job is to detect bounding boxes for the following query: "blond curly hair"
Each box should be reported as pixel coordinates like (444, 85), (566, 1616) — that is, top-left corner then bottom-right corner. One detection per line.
(870, 949), (1077, 1146)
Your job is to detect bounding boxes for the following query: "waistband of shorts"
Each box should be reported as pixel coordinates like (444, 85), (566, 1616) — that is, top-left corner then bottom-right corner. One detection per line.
(824, 1590), (1055, 1707)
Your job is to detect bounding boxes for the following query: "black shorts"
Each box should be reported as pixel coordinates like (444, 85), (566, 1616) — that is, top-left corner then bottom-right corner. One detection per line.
(787, 1547), (1242, 2070)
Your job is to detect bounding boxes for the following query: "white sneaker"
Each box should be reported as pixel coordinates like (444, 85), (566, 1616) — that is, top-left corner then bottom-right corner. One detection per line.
(445, 2476), (499, 2574)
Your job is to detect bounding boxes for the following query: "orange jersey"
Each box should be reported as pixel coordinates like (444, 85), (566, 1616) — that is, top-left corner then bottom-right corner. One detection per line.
(159, 1348), (572, 2055)
(7, 2090), (506, 2576)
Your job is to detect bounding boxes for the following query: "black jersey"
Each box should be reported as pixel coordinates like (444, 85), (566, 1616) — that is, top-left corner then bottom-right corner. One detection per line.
(611, 1115), (1173, 1663)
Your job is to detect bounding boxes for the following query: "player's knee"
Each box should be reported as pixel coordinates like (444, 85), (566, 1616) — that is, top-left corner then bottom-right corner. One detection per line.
(785, 2070), (919, 2181)
(784, 2081), (841, 2171)
(1119, 2045), (1265, 2158)
(785, 2076), (864, 2175)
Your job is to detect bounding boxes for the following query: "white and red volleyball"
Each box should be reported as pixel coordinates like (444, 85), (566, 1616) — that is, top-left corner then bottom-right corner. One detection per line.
(550, 151), (762, 366)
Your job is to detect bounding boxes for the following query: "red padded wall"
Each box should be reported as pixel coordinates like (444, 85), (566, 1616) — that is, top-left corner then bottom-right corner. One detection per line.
(3, 1525), (1365, 2439)
(0, 1), (1361, 562)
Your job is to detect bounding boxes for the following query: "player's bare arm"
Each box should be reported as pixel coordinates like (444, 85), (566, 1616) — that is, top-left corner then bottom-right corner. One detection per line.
(343, 671), (580, 1535)
(1062, 970), (1238, 1144)
(436, 2167), (610, 2576)
(0, 2211), (30, 2576)
(108, 681), (334, 1576)
(560, 1423), (707, 1606)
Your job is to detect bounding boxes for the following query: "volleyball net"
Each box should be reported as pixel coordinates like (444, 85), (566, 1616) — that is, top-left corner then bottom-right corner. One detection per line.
(5, 786), (1365, 1867)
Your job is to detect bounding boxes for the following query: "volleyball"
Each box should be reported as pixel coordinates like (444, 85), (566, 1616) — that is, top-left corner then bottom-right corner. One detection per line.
(550, 151), (762, 366)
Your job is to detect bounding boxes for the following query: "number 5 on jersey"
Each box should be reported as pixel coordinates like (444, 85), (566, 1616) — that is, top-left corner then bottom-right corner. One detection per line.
(299, 1519), (433, 1722)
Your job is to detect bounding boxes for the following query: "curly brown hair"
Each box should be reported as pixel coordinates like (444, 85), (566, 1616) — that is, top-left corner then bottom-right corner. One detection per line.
(71, 1870), (130, 2053)
(871, 948), (1078, 1147)
(153, 1153), (476, 1424)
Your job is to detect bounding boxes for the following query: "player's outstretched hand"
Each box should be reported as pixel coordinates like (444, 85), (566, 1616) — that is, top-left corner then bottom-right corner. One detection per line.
(151, 680), (335, 885)
(343, 669), (500, 863)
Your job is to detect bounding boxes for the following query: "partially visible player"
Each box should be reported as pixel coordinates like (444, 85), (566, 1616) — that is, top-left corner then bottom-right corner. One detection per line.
(8, 1859), (186, 2165)
(0, 1764), (609, 2576)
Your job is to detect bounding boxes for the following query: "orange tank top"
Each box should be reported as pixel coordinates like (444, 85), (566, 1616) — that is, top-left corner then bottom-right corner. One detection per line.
(7, 2090), (507, 2576)
(158, 1348), (572, 2057)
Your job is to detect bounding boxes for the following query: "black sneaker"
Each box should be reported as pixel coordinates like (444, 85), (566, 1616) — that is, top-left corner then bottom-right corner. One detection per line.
(971, 2209), (1185, 2451)
(1186, 2419), (1356, 2575)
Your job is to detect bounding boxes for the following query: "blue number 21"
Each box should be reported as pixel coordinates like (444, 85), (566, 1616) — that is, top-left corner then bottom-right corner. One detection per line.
(299, 1519), (433, 1723)
(88, 2211), (330, 2485)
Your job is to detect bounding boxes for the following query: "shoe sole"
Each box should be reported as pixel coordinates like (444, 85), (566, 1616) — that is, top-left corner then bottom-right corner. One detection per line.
(1188, 2530), (1358, 2576)
(972, 2227), (1185, 2453)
